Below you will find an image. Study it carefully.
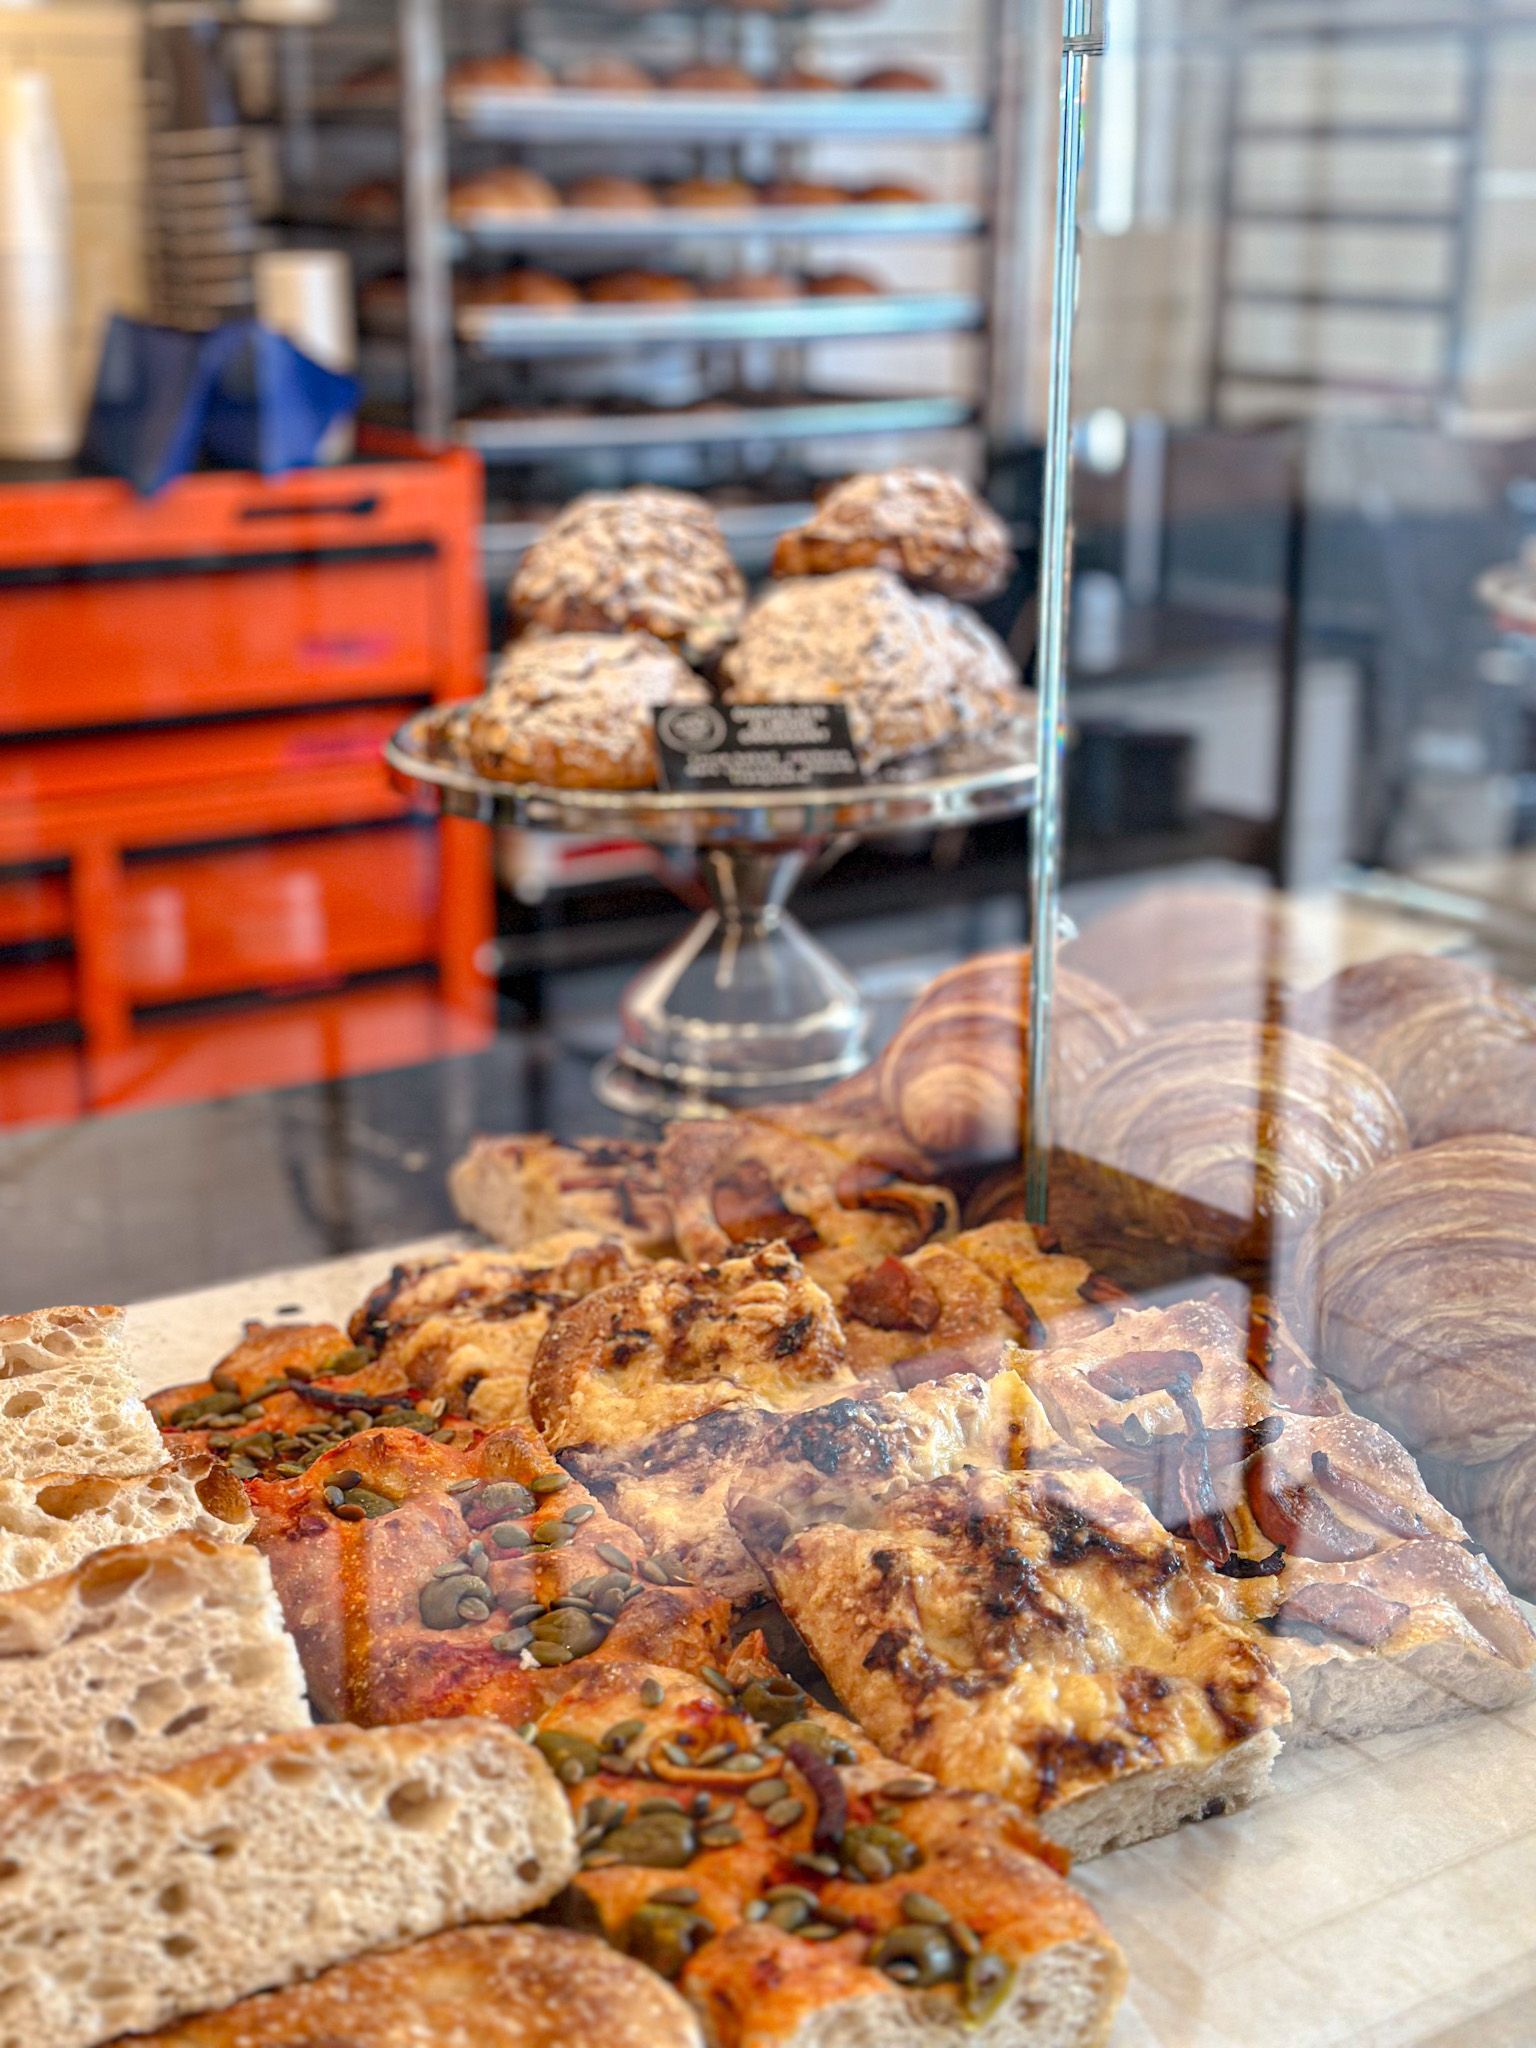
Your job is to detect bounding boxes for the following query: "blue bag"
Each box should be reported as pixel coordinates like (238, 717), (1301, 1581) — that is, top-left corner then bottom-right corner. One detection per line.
(81, 315), (359, 495)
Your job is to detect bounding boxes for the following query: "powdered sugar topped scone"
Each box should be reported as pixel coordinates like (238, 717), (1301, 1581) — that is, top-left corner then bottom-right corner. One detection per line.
(721, 569), (1027, 770)
(466, 633), (709, 789)
(772, 467), (1014, 602)
(508, 486), (747, 657)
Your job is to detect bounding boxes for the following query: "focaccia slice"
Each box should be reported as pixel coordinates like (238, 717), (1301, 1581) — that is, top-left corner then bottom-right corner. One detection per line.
(449, 1133), (675, 1256)
(1016, 1299), (1536, 1736)
(841, 1222), (1128, 1382)
(247, 1423), (731, 1723)
(566, 1372), (1057, 1610)
(533, 1648), (1126, 2048)
(729, 1460), (1288, 1858)
(658, 1114), (958, 1306)
(528, 1242), (858, 1455)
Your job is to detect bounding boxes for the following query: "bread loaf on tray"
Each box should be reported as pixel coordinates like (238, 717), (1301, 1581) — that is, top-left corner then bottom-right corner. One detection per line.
(0, 1719), (576, 2048)
(0, 1533), (308, 1804)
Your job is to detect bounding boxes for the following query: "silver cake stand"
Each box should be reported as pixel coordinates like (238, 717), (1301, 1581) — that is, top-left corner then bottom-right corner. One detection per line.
(387, 705), (1038, 1119)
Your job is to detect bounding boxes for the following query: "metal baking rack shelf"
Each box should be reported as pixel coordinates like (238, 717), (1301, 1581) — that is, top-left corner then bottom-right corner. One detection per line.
(457, 293), (985, 355)
(446, 86), (989, 140)
(458, 394), (976, 458)
(450, 201), (985, 250)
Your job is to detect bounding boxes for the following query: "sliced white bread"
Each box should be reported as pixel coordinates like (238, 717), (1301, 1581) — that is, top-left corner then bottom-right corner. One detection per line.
(116, 1925), (705, 2047)
(0, 1535), (309, 1803)
(0, 1719), (577, 2048)
(0, 1448), (251, 1595)
(0, 1305), (163, 1481)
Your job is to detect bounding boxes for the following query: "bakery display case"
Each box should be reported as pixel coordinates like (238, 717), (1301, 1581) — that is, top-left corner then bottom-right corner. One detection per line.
(6, 0), (1536, 2043)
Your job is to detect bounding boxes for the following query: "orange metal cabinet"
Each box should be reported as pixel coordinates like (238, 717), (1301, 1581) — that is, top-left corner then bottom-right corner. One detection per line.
(0, 443), (493, 1123)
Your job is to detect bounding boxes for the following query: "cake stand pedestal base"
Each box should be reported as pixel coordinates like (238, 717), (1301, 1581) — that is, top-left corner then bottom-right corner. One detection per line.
(593, 843), (866, 1119)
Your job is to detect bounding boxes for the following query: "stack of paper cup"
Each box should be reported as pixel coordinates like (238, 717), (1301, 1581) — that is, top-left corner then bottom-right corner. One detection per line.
(0, 67), (75, 460)
(254, 248), (357, 459)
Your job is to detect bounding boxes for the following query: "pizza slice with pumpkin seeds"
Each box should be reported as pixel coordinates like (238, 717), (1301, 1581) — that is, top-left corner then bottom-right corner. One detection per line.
(245, 1423), (732, 1723)
(527, 1643), (1125, 2048)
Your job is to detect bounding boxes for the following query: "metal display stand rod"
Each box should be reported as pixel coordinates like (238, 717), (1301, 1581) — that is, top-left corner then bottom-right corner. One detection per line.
(1024, 0), (1103, 1220)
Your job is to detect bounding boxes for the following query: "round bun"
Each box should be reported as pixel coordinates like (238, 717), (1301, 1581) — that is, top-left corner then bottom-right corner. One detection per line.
(860, 179), (933, 204)
(803, 269), (885, 297)
(1063, 1020), (1410, 1272)
(508, 486), (746, 653)
(761, 179), (847, 207)
(1292, 953), (1536, 1145)
(450, 52), (553, 91)
(667, 62), (759, 92)
(460, 268), (581, 309)
(448, 166), (560, 219)
(700, 272), (801, 300)
(720, 567), (1028, 771)
(565, 174), (657, 211)
(339, 178), (398, 224)
(859, 64), (939, 91)
(563, 56), (654, 91)
(584, 269), (698, 304)
(878, 948), (1144, 1160)
(1294, 1133), (1536, 1467)
(466, 632), (709, 790)
(664, 177), (758, 210)
(771, 467), (1014, 602)
(777, 65), (841, 90)
(1063, 882), (1344, 1027)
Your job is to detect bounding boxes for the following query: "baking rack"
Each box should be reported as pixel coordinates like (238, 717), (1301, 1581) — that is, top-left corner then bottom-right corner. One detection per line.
(254, 0), (1027, 567)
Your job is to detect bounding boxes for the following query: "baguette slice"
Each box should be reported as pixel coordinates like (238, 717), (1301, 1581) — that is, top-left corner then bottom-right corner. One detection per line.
(0, 1447), (251, 1595)
(0, 1535), (309, 1804)
(115, 1925), (704, 2047)
(0, 1719), (578, 2048)
(0, 1305), (163, 1481)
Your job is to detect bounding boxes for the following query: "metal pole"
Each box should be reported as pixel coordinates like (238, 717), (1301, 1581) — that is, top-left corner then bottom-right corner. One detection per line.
(399, 0), (454, 442)
(1024, 0), (1102, 1221)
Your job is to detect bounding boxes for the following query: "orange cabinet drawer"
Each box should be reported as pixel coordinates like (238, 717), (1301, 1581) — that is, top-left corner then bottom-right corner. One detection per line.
(0, 554), (441, 733)
(0, 955), (75, 1030)
(121, 824), (438, 1005)
(0, 870), (71, 947)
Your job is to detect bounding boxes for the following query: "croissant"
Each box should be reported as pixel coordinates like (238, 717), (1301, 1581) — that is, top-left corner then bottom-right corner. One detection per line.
(1061, 883), (1338, 1027)
(1293, 952), (1536, 1145)
(1060, 1020), (1409, 1276)
(1291, 1132), (1536, 1465)
(877, 948), (1143, 1161)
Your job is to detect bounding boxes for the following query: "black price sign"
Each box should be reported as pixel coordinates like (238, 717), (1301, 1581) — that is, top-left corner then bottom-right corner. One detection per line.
(653, 702), (865, 793)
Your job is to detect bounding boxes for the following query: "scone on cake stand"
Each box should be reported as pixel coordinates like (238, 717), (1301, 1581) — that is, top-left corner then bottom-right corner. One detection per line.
(386, 479), (1037, 1119)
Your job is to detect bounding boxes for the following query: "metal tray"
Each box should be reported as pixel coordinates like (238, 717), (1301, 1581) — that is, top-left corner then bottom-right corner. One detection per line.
(458, 392), (976, 457)
(457, 291), (984, 354)
(451, 202), (984, 249)
(387, 702), (1037, 849)
(448, 87), (988, 142)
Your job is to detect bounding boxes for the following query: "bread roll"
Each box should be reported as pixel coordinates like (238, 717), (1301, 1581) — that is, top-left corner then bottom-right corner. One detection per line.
(120, 1926), (705, 2048)
(877, 947), (1144, 1161)
(1292, 1133), (1536, 1465)
(0, 1535), (308, 1804)
(1062, 1020), (1409, 1274)
(1293, 952), (1536, 1144)
(0, 1449), (251, 1595)
(450, 52), (552, 91)
(566, 174), (657, 210)
(0, 1304), (162, 1481)
(770, 467), (1014, 602)
(0, 1720), (576, 2048)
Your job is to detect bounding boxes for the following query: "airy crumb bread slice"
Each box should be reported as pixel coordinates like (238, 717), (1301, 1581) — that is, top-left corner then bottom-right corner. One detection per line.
(0, 1449), (251, 1595)
(0, 1534), (309, 1804)
(0, 1305), (163, 1481)
(118, 1925), (705, 2047)
(0, 1719), (577, 2048)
